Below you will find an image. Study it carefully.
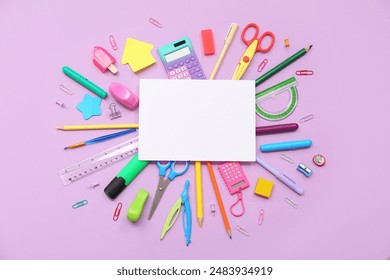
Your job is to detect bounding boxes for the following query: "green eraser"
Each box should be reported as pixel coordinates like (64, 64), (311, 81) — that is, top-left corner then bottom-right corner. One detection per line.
(127, 189), (149, 222)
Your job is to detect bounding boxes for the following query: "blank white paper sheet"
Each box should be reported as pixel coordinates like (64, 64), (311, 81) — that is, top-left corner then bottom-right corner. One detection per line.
(138, 79), (255, 161)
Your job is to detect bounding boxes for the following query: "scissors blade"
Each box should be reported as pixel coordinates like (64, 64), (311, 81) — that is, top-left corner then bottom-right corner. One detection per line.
(160, 197), (182, 240)
(148, 177), (170, 220)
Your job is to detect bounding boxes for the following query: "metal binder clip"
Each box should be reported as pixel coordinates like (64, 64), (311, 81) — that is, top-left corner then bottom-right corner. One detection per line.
(109, 103), (121, 119)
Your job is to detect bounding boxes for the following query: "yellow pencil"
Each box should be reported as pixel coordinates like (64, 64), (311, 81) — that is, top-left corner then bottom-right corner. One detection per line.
(56, 124), (139, 131)
(195, 161), (203, 227)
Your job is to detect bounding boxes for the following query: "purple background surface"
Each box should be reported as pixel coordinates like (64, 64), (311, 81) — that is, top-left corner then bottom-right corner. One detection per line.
(1, 0), (389, 260)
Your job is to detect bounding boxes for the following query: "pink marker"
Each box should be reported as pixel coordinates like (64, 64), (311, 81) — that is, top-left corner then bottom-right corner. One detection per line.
(109, 82), (139, 110)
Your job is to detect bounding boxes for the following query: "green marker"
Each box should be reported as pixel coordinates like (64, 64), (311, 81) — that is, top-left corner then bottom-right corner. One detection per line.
(255, 45), (312, 87)
(104, 153), (149, 199)
(62, 66), (107, 98)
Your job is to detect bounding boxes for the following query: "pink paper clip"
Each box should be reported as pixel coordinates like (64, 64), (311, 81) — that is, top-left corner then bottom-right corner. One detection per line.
(257, 59), (268, 72)
(149, 18), (163, 28)
(113, 203), (122, 221)
(295, 69), (314, 76)
(258, 209), (265, 225)
(109, 35), (118, 51)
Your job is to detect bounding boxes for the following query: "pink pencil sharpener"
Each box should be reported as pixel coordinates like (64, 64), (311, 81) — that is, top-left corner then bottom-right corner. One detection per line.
(109, 82), (139, 110)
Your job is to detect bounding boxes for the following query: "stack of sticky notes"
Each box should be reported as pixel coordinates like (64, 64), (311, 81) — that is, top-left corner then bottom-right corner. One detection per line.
(254, 178), (274, 198)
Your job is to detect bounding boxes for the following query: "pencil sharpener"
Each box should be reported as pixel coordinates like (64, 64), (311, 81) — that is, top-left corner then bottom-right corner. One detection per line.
(297, 163), (313, 177)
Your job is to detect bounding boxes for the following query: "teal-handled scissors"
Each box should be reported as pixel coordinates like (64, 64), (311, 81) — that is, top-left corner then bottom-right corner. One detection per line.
(160, 180), (192, 246)
(148, 161), (190, 220)
(232, 23), (275, 80)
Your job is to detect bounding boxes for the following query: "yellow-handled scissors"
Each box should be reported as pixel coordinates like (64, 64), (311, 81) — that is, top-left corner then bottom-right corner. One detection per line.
(232, 23), (275, 80)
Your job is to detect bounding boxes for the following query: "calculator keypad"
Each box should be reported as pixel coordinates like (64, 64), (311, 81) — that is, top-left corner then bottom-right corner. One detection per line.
(217, 162), (250, 195)
(167, 55), (205, 80)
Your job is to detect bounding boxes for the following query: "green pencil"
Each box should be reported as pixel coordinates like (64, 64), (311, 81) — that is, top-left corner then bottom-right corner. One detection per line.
(255, 45), (312, 87)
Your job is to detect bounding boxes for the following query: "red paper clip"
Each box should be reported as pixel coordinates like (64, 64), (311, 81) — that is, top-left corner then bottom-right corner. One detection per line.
(295, 70), (314, 76)
(257, 59), (268, 72)
(109, 35), (118, 51)
(113, 203), (122, 221)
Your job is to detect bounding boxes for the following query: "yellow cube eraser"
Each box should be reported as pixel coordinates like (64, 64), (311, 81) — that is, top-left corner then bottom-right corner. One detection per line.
(254, 178), (274, 198)
(127, 189), (149, 222)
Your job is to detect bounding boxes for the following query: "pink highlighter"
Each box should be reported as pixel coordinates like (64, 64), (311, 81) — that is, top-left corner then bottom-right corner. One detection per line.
(109, 82), (139, 110)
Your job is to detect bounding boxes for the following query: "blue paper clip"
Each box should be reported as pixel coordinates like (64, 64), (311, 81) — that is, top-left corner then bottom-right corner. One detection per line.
(72, 200), (88, 209)
(297, 163), (313, 177)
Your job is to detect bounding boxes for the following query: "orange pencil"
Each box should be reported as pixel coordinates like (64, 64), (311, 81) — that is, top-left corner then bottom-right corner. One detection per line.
(206, 162), (232, 239)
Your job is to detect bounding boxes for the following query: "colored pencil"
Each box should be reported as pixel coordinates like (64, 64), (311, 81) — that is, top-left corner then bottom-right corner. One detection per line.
(195, 161), (203, 227)
(206, 162), (232, 239)
(64, 129), (136, 150)
(57, 124), (139, 131)
(255, 45), (312, 87)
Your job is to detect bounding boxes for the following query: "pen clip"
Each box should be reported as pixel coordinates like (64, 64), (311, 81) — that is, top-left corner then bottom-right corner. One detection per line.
(225, 23), (238, 43)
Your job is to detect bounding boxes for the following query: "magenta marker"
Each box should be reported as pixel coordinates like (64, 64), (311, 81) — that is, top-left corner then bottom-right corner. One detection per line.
(256, 123), (298, 135)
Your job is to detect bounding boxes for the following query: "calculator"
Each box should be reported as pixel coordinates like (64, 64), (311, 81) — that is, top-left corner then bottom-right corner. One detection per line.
(157, 37), (206, 80)
(217, 162), (250, 195)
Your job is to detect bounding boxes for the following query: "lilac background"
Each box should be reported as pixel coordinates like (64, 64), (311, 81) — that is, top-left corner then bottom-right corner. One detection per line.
(0, 0), (389, 260)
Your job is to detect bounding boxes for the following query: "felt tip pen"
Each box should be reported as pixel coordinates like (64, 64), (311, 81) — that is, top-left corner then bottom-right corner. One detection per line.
(260, 139), (312, 152)
(104, 153), (149, 199)
(62, 66), (108, 99)
(256, 157), (304, 195)
(256, 123), (299, 135)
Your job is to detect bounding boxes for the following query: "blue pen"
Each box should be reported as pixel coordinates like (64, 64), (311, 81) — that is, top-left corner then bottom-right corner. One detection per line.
(64, 129), (136, 149)
(260, 139), (312, 152)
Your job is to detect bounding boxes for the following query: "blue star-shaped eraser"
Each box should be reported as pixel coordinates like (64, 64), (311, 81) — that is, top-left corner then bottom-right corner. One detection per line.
(76, 94), (102, 120)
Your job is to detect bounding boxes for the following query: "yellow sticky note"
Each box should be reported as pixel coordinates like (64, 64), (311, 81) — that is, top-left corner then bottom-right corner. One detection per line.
(122, 38), (156, 73)
(254, 178), (274, 198)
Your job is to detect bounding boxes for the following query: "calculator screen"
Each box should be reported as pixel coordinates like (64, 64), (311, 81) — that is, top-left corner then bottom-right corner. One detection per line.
(165, 46), (191, 63)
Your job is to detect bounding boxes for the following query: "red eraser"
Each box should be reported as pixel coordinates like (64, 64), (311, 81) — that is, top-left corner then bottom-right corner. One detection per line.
(201, 29), (215, 56)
